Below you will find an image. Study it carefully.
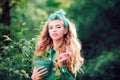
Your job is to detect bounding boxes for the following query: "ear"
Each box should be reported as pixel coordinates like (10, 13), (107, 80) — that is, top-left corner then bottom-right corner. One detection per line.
(64, 28), (68, 34)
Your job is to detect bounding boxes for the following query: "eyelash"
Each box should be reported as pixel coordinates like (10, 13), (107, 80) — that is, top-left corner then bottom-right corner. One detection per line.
(57, 26), (61, 28)
(49, 26), (61, 29)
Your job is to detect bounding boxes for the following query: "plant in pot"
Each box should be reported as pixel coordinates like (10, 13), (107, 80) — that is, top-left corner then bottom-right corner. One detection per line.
(33, 51), (52, 77)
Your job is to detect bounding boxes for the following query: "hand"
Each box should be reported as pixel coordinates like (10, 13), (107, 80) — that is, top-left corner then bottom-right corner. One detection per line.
(57, 52), (72, 67)
(31, 66), (47, 80)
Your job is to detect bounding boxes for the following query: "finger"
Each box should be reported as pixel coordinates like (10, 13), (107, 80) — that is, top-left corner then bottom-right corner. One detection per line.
(58, 54), (67, 59)
(64, 52), (72, 58)
(58, 57), (67, 62)
(65, 52), (72, 56)
(36, 69), (47, 79)
(36, 66), (45, 71)
(58, 56), (62, 59)
(62, 53), (68, 58)
(59, 52), (72, 57)
(37, 68), (47, 74)
(33, 67), (38, 72)
(38, 71), (48, 77)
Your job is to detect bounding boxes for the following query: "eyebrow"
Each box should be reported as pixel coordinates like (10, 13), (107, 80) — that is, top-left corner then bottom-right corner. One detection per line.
(49, 24), (62, 27)
(56, 24), (61, 26)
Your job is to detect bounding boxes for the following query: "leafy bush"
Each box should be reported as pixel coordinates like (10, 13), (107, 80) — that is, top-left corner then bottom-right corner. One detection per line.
(80, 49), (120, 80)
(0, 29), (37, 80)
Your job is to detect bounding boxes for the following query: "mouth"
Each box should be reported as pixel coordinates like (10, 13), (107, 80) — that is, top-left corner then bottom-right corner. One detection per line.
(52, 33), (58, 37)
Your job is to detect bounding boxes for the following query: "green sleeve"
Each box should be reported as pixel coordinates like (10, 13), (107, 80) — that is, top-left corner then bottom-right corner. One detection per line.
(59, 65), (76, 80)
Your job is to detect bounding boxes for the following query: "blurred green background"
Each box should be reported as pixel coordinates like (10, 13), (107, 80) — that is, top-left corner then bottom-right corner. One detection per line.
(0, 0), (120, 80)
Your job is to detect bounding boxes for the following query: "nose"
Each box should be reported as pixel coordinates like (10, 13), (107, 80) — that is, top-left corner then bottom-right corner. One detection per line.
(52, 27), (57, 32)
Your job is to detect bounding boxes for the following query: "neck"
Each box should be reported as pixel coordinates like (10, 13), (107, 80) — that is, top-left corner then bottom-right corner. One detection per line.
(53, 38), (63, 50)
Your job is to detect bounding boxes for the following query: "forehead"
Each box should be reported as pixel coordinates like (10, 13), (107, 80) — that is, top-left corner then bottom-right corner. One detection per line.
(48, 19), (64, 26)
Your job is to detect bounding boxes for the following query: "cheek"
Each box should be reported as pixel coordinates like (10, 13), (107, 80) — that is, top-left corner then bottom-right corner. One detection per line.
(48, 29), (53, 33)
(48, 30), (52, 37)
(59, 31), (64, 37)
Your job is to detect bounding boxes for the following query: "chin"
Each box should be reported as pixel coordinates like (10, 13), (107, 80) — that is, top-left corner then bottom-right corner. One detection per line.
(53, 38), (59, 40)
(52, 37), (62, 40)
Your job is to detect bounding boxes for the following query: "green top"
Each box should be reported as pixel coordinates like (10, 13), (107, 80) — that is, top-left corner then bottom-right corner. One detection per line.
(34, 47), (76, 80)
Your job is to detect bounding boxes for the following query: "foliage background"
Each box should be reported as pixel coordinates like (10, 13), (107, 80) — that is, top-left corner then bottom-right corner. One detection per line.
(0, 0), (120, 80)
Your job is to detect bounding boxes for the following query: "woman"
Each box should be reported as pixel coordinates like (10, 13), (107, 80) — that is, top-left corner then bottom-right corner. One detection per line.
(31, 9), (84, 80)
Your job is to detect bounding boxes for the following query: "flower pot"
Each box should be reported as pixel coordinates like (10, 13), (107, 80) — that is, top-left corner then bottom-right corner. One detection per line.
(34, 60), (52, 77)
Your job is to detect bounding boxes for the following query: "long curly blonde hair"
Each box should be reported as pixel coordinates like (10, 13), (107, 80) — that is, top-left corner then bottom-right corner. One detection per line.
(35, 19), (84, 74)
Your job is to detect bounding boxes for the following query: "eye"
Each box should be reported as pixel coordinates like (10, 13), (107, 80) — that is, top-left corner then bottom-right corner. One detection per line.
(57, 26), (61, 28)
(48, 26), (53, 29)
(56, 25), (61, 28)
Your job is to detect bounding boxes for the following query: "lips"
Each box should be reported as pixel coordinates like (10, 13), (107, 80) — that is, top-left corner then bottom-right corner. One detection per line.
(51, 33), (58, 37)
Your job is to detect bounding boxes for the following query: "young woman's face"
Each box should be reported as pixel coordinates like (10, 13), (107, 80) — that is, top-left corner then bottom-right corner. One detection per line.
(48, 19), (67, 40)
